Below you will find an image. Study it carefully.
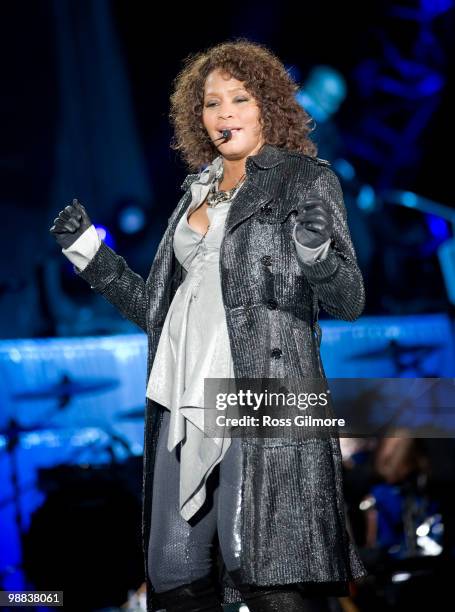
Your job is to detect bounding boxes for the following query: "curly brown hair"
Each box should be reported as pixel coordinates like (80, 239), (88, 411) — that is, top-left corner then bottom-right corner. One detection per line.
(169, 38), (318, 172)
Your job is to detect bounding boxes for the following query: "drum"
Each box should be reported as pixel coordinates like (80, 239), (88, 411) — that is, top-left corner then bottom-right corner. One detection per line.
(22, 459), (143, 612)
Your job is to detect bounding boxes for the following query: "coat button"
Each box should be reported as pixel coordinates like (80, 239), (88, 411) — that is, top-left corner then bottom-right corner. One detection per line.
(271, 348), (282, 359)
(260, 204), (273, 215)
(267, 299), (278, 309)
(261, 255), (272, 266)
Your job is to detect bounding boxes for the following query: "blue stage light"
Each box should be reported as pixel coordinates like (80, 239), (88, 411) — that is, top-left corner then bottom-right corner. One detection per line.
(357, 185), (376, 211)
(425, 213), (450, 241)
(94, 225), (115, 249)
(118, 205), (146, 234)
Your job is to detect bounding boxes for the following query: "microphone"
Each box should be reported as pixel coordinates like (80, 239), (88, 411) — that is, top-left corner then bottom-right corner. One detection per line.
(212, 129), (232, 142)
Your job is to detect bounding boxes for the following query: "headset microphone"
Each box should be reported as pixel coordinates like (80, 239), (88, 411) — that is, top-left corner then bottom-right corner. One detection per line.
(213, 129), (232, 142)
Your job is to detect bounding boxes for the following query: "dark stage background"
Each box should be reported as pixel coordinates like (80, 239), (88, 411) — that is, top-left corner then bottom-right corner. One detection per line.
(1, 1), (455, 611)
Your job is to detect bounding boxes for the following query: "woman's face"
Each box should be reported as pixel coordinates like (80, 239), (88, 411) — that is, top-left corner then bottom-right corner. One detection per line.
(202, 68), (264, 160)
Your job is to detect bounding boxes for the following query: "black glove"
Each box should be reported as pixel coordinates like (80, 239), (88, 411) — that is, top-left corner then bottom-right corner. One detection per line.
(49, 199), (93, 249)
(294, 191), (333, 249)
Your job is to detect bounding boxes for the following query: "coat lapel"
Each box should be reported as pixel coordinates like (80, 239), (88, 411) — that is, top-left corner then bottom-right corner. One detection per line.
(224, 179), (273, 234)
(225, 144), (286, 232)
(180, 173), (200, 192)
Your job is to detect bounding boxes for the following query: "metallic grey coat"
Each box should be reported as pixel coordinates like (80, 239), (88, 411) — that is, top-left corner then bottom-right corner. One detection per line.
(75, 144), (367, 610)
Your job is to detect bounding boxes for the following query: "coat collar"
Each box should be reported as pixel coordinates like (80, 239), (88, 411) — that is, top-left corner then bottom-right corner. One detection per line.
(212, 143), (286, 174)
(247, 143), (286, 169)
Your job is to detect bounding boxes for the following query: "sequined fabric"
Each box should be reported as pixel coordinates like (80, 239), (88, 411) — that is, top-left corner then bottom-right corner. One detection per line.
(74, 144), (367, 611)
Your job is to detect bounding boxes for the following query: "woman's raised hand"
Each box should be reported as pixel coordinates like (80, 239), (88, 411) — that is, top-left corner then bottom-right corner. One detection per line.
(49, 198), (93, 249)
(294, 190), (333, 248)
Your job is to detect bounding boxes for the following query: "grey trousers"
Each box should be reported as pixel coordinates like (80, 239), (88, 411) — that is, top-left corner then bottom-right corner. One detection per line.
(147, 410), (336, 612)
(147, 408), (243, 593)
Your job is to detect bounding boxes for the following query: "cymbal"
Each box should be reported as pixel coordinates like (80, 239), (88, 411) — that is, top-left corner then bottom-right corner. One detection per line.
(0, 419), (68, 437)
(116, 408), (145, 421)
(12, 375), (119, 401)
(349, 341), (442, 361)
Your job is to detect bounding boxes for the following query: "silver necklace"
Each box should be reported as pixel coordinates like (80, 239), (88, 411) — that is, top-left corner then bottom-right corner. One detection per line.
(206, 172), (246, 208)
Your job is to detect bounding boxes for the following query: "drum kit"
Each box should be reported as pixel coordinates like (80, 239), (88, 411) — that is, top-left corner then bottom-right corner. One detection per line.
(348, 338), (443, 377)
(0, 373), (150, 610)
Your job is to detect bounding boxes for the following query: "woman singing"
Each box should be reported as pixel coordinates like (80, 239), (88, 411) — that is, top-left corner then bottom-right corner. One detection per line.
(50, 39), (367, 612)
